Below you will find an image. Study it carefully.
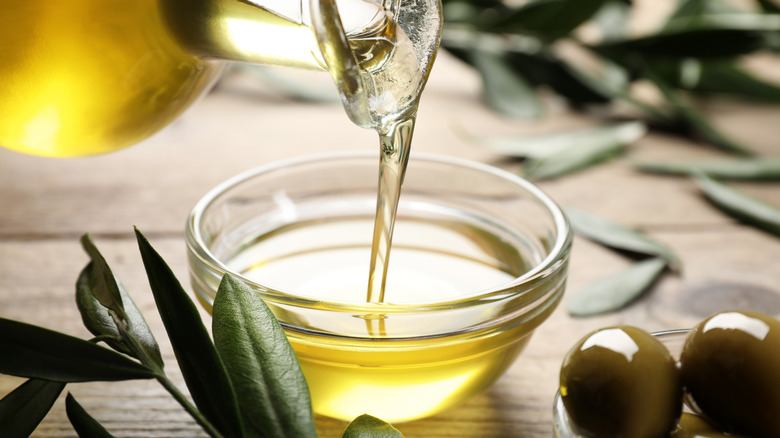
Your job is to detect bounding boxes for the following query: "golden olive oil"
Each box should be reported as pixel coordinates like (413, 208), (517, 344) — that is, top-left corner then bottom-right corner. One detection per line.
(205, 214), (556, 422)
(0, 0), (410, 157)
(0, 1), (221, 157)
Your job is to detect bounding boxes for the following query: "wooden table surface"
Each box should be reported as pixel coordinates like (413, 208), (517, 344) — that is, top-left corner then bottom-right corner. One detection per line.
(2, 48), (780, 437)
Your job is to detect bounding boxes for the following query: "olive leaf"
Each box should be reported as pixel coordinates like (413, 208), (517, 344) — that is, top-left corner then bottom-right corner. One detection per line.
(635, 157), (780, 180)
(564, 207), (682, 272)
(593, 17), (769, 59)
(461, 121), (643, 159)
(65, 393), (115, 438)
(212, 274), (317, 438)
(77, 236), (163, 368)
(342, 414), (405, 438)
(522, 122), (645, 180)
(523, 139), (623, 180)
(0, 379), (66, 438)
(643, 64), (755, 157)
(655, 59), (780, 103)
(459, 121), (645, 180)
(503, 51), (612, 107)
(471, 49), (542, 119)
(693, 173), (780, 237)
(79, 235), (128, 320)
(567, 257), (667, 316)
(664, 0), (741, 27)
(490, 0), (609, 41)
(134, 228), (244, 438)
(757, 0), (780, 14)
(593, 0), (631, 42)
(0, 318), (155, 382)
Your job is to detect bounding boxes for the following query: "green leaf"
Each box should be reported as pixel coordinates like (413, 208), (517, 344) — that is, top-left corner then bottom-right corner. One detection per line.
(757, 0), (780, 14)
(134, 228), (244, 438)
(0, 379), (66, 438)
(647, 57), (780, 103)
(79, 235), (127, 320)
(644, 65), (755, 156)
(567, 257), (667, 316)
(593, 0), (632, 42)
(342, 414), (404, 438)
(65, 393), (115, 438)
(471, 50), (542, 119)
(564, 207), (683, 272)
(212, 274), (316, 438)
(518, 122), (645, 180)
(0, 318), (155, 382)
(595, 15), (774, 59)
(665, 12), (780, 33)
(459, 124), (625, 158)
(523, 143), (625, 181)
(76, 262), (163, 369)
(556, 51), (673, 123)
(523, 139), (623, 179)
(693, 173), (780, 237)
(674, 59), (780, 103)
(442, 0), (508, 27)
(635, 157), (780, 180)
(503, 51), (612, 106)
(665, 0), (739, 23)
(491, 0), (609, 40)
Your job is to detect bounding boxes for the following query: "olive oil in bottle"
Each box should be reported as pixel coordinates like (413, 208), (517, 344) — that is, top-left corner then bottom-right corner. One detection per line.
(0, 0), (426, 157)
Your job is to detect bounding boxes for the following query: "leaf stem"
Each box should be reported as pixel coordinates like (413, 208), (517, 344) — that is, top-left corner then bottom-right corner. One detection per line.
(156, 375), (227, 438)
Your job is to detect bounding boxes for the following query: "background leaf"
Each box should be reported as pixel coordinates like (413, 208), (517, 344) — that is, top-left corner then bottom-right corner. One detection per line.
(0, 318), (155, 382)
(461, 122), (643, 158)
(0, 379), (65, 438)
(523, 136), (625, 179)
(66, 393), (115, 438)
(212, 274), (316, 438)
(76, 262), (163, 368)
(565, 207), (683, 271)
(757, 0), (780, 14)
(491, 0), (609, 40)
(664, 0), (740, 24)
(567, 257), (667, 316)
(471, 50), (542, 118)
(342, 414), (405, 438)
(595, 18), (770, 59)
(694, 173), (780, 236)
(644, 64), (755, 156)
(134, 228), (244, 438)
(504, 51), (613, 107)
(635, 157), (780, 180)
(654, 59), (780, 103)
(593, 0), (632, 42)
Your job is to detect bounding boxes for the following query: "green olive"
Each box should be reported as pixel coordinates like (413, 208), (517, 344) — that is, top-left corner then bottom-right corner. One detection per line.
(560, 326), (682, 437)
(680, 310), (780, 437)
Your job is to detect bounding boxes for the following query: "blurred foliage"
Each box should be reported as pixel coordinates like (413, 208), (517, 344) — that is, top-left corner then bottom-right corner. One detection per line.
(440, 0), (780, 157)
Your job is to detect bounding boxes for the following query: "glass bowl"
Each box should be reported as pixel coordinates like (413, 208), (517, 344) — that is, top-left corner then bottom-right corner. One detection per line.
(553, 329), (690, 437)
(186, 151), (572, 422)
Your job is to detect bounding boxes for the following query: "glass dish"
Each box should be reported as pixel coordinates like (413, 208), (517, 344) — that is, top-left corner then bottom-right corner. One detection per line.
(186, 151), (572, 422)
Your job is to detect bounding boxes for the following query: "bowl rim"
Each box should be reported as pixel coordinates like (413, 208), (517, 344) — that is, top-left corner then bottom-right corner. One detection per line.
(186, 150), (573, 313)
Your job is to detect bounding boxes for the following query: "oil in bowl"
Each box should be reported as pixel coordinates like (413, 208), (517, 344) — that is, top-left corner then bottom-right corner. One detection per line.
(187, 152), (572, 422)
